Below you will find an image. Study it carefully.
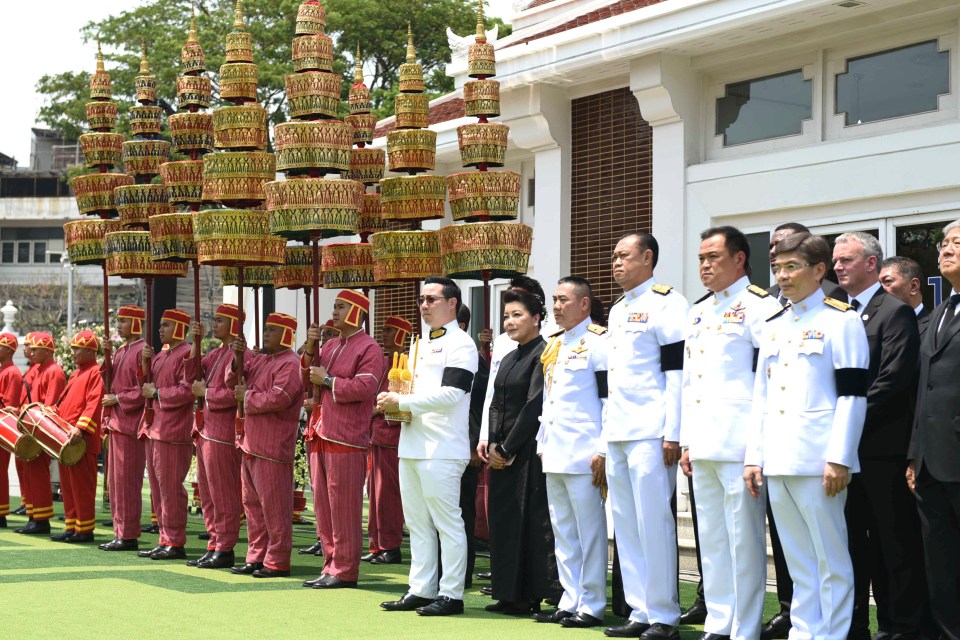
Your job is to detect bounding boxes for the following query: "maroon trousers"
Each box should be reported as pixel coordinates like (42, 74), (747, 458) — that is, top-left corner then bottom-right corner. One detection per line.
(146, 439), (192, 548)
(308, 443), (322, 541)
(0, 449), (9, 516)
(14, 457), (28, 512)
(24, 454), (53, 521)
(108, 432), (145, 540)
(312, 439), (366, 582)
(242, 455), (293, 571)
(59, 449), (98, 534)
(196, 438), (242, 552)
(367, 444), (403, 552)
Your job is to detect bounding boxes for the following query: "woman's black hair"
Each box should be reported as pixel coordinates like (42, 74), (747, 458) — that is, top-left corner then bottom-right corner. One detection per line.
(502, 289), (545, 328)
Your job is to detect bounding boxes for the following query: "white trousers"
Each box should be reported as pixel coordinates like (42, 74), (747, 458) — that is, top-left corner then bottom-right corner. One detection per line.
(607, 438), (680, 625)
(692, 459), (767, 640)
(399, 457), (468, 600)
(546, 472), (609, 619)
(768, 475), (853, 640)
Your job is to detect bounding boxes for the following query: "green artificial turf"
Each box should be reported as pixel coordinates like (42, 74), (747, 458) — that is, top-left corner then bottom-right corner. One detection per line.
(0, 480), (874, 640)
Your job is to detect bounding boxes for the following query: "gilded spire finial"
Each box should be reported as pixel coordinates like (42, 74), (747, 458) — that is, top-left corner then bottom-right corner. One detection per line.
(188, 4), (198, 42)
(354, 44), (364, 84)
(139, 40), (150, 75)
(233, 0), (245, 31)
(96, 41), (105, 72)
(476, 0), (486, 41)
(406, 23), (416, 63)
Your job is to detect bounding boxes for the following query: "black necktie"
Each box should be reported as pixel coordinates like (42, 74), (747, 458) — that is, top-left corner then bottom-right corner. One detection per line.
(937, 294), (960, 346)
(851, 299), (861, 311)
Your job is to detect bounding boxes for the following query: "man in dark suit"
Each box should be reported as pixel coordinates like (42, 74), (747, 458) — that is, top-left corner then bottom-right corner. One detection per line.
(907, 220), (960, 640)
(880, 256), (932, 336)
(834, 232), (925, 640)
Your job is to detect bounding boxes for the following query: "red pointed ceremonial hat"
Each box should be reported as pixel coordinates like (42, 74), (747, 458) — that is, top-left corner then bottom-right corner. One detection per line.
(266, 312), (298, 348)
(215, 303), (245, 336)
(33, 332), (56, 351)
(70, 329), (100, 351)
(118, 305), (145, 335)
(161, 308), (191, 340)
(336, 289), (370, 328)
(0, 333), (17, 351)
(384, 316), (412, 348)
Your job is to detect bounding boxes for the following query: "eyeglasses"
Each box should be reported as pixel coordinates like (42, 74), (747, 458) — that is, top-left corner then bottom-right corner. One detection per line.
(936, 239), (960, 252)
(418, 295), (449, 306)
(771, 262), (813, 276)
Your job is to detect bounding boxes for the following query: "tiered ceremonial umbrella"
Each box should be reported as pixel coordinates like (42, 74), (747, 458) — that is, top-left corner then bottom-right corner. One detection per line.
(194, 0), (284, 438)
(65, 43), (134, 423)
(441, 2), (530, 355)
(153, 8), (215, 426)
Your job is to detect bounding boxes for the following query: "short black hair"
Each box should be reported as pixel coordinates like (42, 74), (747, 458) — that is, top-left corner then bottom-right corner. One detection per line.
(880, 256), (924, 283)
(557, 275), (593, 300)
(423, 276), (463, 315)
(619, 232), (659, 268)
(701, 226), (751, 262)
(503, 289), (545, 328)
(456, 303), (471, 330)
(774, 222), (810, 234)
(589, 297), (606, 326)
(509, 275), (545, 305)
(773, 232), (831, 275)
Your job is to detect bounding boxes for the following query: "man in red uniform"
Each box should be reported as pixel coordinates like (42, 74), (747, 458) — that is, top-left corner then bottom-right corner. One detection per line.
(138, 309), (193, 560)
(364, 316), (411, 565)
(50, 330), (104, 543)
(298, 318), (340, 558)
(0, 332), (24, 527)
(99, 306), (147, 551)
(227, 312), (304, 578)
(15, 332), (65, 535)
(185, 304), (246, 569)
(300, 290), (385, 589)
(10, 333), (35, 520)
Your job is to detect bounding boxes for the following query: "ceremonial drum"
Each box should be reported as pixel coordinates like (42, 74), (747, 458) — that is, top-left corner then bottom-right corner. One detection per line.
(446, 171), (521, 222)
(348, 148), (386, 185)
(115, 184), (173, 228)
(104, 231), (189, 279)
(272, 246), (314, 290)
(221, 266), (275, 287)
(439, 222), (533, 279)
(78, 132), (124, 168)
(149, 213), (197, 262)
(71, 172), (135, 217)
(274, 121), (352, 174)
(456, 123), (508, 168)
(17, 403), (87, 466)
(159, 160), (205, 206)
(371, 230), (441, 282)
(322, 243), (375, 289)
(64, 218), (123, 266)
(380, 175), (446, 221)
(266, 177), (362, 239)
(193, 209), (285, 266)
(0, 408), (41, 461)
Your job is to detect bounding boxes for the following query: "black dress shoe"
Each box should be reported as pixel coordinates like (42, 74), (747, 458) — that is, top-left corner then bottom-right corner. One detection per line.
(299, 540), (324, 556)
(479, 586), (493, 596)
(303, 575), (326, 588)
(18, 519), (51, 535)
(680, 600), (708, 625)
(534, 609), (574, 624)
(65, 532), (94, 543)
(151, 546), (186, 560)
(417, 596), (464, 617)
(100, 538), (138, 551)
(312, 574), (357, 589)
(0, 516), (6, 528)
(698, 634), (730, 640)
(381, 593), (434, 611)
(138, 545), (164, 558)
(198, 550), (235, 569)
(605, 621), (652, 638)
(485, 601), (539, 615)
(370, 548), (401, 564)
(12, 505), (27, 516)
(142, 524), (159, 534)
(99, 537), (121, 550)
(50, 530), (75, 542)
(562, 612), (604, 628)
(476, 571), (492, 580)
(253, 567), (290, 578)
(187, 551), (215, 567)
(641, 623), (680, 640)
(760, 613), (791, 640)
(847, 630), (872, 640)
(361, 550), (380, 562)
(198, 532), (210, 540)
(102, 519), (113, 527)
(230, 562), (263, 575)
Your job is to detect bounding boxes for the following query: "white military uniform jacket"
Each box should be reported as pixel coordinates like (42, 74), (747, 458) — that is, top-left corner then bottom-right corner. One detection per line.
(681, 276), (783, 462)
(605, 278), (689, 443)
(398, 319), (479, 462)
(538, 318), (608, 475)
(746, 288), (869, 476)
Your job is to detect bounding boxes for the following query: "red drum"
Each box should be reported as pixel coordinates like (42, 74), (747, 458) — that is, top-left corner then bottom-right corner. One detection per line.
(0, 408), (41, 461)
(18, 403), (87, 466)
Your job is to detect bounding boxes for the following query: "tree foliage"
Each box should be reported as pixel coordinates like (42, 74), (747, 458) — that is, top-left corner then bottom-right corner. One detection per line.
(35, 0), (511, 141)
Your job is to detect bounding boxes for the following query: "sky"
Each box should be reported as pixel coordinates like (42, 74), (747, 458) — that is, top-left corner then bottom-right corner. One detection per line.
(0, 0), (517, 168)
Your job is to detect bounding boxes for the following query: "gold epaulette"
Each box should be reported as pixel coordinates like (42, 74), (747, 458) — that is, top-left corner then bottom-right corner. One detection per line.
(652, 284), (673, 295)
(587, 324), (607, 335)
(548, 328), (564, 338)
(824, 297), (853, 312)
(747, 284), (770, 298)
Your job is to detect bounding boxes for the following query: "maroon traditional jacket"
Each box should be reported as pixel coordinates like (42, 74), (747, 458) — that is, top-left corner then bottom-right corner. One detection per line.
(106, 339), (145, 437)
(141, 341), (193, 444)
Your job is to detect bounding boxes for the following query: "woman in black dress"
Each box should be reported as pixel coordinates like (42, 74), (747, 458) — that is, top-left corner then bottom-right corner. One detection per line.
(482, 289), (561, 614)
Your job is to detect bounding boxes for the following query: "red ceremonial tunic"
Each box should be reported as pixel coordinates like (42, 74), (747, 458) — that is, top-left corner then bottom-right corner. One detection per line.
(30, 360), (66, 407)
(227, 349), (304, 463)
(0, 361), (23, 410)
(142, 341), (193, 444)
(19, 363), (36, 408)
(56, 361), (104, 454)
(310, 331), (384, 449)
(184, 343), (245, 443)
(107, 339), (145, 436)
